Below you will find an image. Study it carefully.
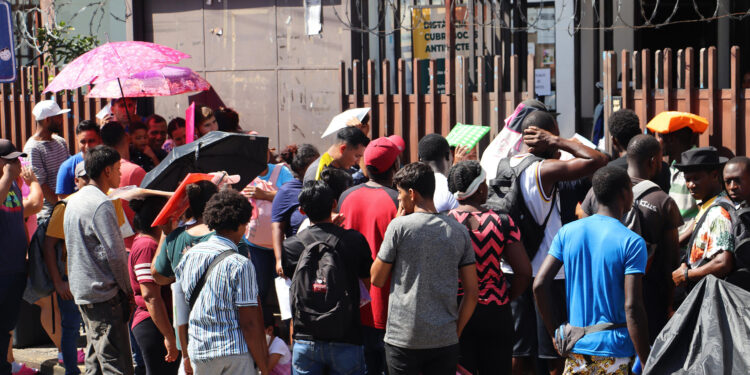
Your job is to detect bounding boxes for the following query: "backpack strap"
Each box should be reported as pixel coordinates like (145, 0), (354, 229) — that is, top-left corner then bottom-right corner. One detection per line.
(189, 250), (235, 311)
(632, 180), (660, 201)
(297, 227), (341, 255)
(684, 199), (735, 265)
(268, 163), (284, 186)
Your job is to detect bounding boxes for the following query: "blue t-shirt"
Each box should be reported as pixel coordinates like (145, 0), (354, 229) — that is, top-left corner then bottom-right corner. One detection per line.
(258, 163), (294, 187)
(56, 152), (83, 195)
(548, 214), (647, 358)
(271, 179), (306, 237)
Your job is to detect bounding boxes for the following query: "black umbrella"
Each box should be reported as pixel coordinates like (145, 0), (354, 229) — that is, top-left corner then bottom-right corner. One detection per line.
(140, 131), (268, 191)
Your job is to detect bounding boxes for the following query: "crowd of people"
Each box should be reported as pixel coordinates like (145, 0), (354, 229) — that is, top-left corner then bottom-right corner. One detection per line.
(1, 95), (748, 375)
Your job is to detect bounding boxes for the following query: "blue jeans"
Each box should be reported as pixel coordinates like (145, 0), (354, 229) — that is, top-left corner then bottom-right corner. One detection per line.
(292, 339), (365, 375)
(58, 294), (82, 375)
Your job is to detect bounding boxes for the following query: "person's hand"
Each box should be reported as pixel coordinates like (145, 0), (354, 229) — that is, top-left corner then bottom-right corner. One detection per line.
(523, 126), (557, 154)
(3, 159), (21, 180)
(128, 294), (137, 316)
(54, 280), (73, 300)
(275, 259), (285, 278)
(183, 357), (193, 375)
(346, 116), (370, 136)
(164, 336), (179, 362)
(332, 213), (346, 227)
(397, 201), (406, 217)
(20, 166), (37, 185)
(243, 186), (273, 201)
(552, 336), (562, 356)
(142, 145), (159, 162)
(672, 263), (688, 286)
(453, 145), (477, 164)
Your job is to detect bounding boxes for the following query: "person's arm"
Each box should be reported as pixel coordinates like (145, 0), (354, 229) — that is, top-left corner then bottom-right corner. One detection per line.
(152, 231), (176, 285)
(370, 259), (392, 288)
(533, 255), (565, 338)
(660, 227), (680, 313)
(238, 306), (269, 375)
(92, 202), (132, 295)
(140, 282), (178, 361)
(624, 273), (650, 363)
(178, 324), (192, 374)
(266, 353), (283, 373)
(0, 162), (19, 202)
(20, 167), (43, 217)
(678, 220), (694, 247)
(42, 236), (72, 300)
(503, 241), (532, 301)
(524, 126), (609, 194)
(272, 221), (287, 277)
(456, 263), (478, 337)
(673, 251), (735, 286)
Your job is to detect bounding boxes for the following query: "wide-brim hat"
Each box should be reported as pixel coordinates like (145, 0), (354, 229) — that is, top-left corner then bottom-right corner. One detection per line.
(673, 146), (728, 171)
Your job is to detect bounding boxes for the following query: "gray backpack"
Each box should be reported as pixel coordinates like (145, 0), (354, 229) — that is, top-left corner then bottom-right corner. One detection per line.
(623, 180), (660, 270)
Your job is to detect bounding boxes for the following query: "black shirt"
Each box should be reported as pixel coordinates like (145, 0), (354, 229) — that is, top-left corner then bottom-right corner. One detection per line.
(282, 223), (373, 344)
(609, 155), (671, 193)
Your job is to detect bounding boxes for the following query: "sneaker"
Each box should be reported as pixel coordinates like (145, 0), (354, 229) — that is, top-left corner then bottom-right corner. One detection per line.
(77, 349), (86, 364)
(12, 364), (39, 375)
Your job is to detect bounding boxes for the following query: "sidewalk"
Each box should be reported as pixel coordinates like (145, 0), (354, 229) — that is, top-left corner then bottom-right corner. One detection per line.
(12, 345), (84, 375)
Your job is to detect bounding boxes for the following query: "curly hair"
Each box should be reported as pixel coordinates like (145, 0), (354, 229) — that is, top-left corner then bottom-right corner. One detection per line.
(393, 162), (435, 199)
(447, 160), (484, 194)
(279, 144), (298, 165)
(608, 109), (641, 149)
(203, 189), (253, 232)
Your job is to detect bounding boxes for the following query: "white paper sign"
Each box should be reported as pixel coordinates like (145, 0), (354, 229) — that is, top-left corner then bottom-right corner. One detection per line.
(534, 68), (552, 96)
(275, 277), (293, 320)
(305, 0), (322, 35)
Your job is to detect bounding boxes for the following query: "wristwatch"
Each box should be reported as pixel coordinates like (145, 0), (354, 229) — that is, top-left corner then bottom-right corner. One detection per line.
(684, 267), (690, 283)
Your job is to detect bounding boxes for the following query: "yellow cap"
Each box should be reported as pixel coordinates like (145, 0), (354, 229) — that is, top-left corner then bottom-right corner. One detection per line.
(646, 111), (708, 134)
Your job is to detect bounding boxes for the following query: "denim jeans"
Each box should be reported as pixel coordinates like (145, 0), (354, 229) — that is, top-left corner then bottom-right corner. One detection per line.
(0, 273), (26, 375)
(58, 294), (82, 375)
(292, 339), (365, 375)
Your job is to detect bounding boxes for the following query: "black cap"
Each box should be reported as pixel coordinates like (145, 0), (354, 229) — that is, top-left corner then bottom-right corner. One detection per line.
(673, 146), (728, 171)
(0, 139), (26, 160)
(521, 99), (560, 117)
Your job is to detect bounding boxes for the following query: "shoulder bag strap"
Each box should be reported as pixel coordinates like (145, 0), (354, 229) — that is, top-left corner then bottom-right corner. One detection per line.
(632, 180), (660, 201)
(582, 322), (627, 335)
(189, 250), (235, 311)
(268, 163), (284, 185)
(540, 184), (558, 228)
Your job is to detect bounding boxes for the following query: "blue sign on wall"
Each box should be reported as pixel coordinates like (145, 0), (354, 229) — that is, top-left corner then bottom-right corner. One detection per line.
(0, 1), (15, 83)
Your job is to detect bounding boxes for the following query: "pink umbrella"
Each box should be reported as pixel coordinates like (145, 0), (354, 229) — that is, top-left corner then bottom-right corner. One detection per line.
(87, 66), (210, 98)
(43, 41), (190, 93)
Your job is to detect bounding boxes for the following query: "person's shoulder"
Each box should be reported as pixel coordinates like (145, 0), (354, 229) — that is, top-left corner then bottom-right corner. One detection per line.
(52, 134), (67, 146)
(165, 226), (188, 242)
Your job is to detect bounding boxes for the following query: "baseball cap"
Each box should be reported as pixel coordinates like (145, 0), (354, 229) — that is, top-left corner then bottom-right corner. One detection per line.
(74, 161), (87, 178)
(364, 135), (405, 174)
(32, 100), (70, 121)
(0, 139), (27, 159)
(646, 111), (708, 134)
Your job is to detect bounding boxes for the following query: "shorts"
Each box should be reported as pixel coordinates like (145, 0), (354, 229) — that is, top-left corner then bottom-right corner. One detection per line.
(508, 275), (567, 359)
(563, 353), (633, 375)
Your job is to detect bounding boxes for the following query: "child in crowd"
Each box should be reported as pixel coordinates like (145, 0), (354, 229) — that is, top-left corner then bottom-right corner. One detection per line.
(264, 313), (291, 375)
(129, 121), (159, 171)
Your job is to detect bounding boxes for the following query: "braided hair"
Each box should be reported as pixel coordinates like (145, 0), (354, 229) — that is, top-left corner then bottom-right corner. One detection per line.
(447, 160), (485, 201)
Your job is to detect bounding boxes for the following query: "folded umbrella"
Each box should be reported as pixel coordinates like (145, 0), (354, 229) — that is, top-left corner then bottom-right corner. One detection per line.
(140, 131), (268, 193)
(87, 66), (210, 98)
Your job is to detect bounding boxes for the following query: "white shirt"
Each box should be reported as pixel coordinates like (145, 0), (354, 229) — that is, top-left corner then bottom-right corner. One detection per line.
(500, 154), (565, 279)
(434, 172), (459, 213)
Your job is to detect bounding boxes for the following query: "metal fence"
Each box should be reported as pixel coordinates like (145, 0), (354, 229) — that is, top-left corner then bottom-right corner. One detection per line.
(0, 65), (108, 154)
(602, 46), (749, 156)
(340, 54), (536, 163)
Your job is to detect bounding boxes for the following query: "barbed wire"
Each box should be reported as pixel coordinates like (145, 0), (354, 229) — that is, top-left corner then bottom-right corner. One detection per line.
(328, 0), (750, 37)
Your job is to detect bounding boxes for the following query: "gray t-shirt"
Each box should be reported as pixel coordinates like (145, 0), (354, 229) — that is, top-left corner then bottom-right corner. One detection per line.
(64, 185), (132, 304)
(377, 212), (475, 349)
(23, 135), (69, 218)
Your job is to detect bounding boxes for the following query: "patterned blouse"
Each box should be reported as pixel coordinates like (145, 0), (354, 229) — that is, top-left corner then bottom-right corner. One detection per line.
(448, 209), (521, 306)
(688, 192), (735, 268)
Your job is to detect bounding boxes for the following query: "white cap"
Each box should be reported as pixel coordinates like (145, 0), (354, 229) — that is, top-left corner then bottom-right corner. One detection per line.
(32, 100), (70, 121)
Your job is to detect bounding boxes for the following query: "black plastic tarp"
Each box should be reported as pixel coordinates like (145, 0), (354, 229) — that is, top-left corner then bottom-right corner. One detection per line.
(643, 275), (750, 375)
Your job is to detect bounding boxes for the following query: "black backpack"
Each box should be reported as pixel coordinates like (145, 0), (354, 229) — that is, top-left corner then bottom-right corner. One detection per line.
(486, 155), (557, 259)
(290, 229), (354, 340)
(23, 200), (67, 304)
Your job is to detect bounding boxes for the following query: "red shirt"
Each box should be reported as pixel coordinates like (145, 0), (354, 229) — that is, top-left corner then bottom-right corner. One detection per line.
(338, 183), (398, 329)
(128, 235), (172, 329)
(119, 159), (146, 249)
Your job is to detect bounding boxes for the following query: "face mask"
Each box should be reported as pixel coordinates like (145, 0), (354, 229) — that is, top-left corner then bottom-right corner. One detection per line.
(266, 334), (272, 346)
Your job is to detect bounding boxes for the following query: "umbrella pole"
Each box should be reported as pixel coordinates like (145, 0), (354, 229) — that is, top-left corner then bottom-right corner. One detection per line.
(117, 77), (134, 125)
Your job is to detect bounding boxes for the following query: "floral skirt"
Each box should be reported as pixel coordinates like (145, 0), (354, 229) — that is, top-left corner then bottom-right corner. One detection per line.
(563, 353), (634, 375)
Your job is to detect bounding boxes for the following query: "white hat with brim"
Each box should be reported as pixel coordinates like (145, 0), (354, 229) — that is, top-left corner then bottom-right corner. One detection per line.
(32, 100), (71, 121)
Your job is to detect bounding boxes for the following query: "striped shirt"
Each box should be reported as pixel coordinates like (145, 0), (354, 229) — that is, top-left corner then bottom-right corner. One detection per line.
(23, 135), (69, 217)
(668, 163), (699, 239)
(174, 235), (258, 362)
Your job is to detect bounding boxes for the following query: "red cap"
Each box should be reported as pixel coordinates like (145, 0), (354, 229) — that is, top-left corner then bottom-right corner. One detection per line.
(364, 135), (405, 174)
